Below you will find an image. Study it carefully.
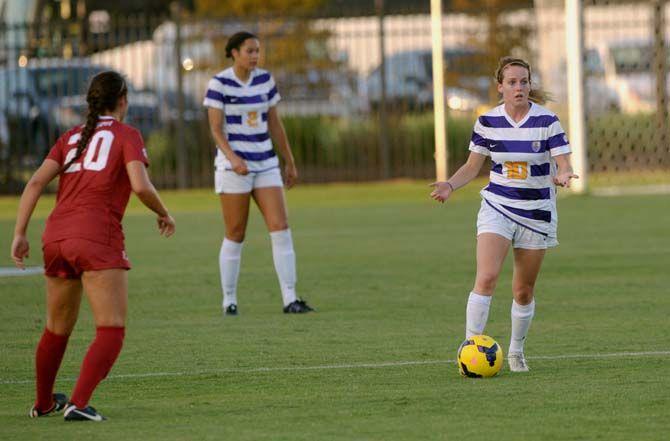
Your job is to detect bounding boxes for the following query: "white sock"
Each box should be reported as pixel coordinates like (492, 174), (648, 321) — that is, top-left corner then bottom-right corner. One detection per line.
(509, 299), (535, 354)
(466, 291), (492, 338)
(270, 229), (297, 306)
(219, 239), (243, 308)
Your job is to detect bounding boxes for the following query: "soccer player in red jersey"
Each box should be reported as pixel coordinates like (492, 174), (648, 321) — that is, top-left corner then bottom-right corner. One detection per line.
(10, 71), (175, 422)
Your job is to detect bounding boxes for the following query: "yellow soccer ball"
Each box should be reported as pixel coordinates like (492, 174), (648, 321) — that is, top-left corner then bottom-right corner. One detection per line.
(457, 335), (504, 378)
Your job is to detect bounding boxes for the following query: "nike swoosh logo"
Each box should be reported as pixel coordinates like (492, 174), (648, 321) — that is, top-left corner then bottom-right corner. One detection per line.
(81, 411), (104, 422)
(65, 405), (104, 421)
(490, 144), (497, 148)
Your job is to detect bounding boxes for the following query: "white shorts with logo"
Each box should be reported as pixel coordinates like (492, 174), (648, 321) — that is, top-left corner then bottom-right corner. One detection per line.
(214, 167), (283, 194)
(476, 200), (558, 249)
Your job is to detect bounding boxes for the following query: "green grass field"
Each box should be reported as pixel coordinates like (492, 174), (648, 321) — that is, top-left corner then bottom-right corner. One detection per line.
(1, 181), (669, 440)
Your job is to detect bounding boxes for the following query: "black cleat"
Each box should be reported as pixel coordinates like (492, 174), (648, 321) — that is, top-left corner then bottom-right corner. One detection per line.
(224, 304), (238, 316)
(283, 299), (315, 314)
(29, 393), (68, 418)
(64, 404), (106, 422)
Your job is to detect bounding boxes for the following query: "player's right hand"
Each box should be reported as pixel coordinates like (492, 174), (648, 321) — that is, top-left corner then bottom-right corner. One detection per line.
(10, 235), (29, 269)
(157, 214), (176, 237)
(230, 155), (249, 175)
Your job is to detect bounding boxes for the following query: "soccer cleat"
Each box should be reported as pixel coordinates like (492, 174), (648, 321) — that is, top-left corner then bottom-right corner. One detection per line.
(63, 404), (106, 422)
(283, 299), (315, 314)
(29, 393), (68, 418)
(508, 352), (530, 372)
(224, 304), (238, 316)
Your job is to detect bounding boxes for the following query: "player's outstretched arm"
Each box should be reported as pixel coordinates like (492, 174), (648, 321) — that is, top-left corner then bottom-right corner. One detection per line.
(126, 161), (175, 237)
(429, 152), (486, 203)
(553, 153), (579, 188)
(11, 159), (61, 268)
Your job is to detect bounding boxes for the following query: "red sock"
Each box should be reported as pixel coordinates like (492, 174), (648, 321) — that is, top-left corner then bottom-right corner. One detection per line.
(35, 328), (70, 412)
(70, 327), (125, 408)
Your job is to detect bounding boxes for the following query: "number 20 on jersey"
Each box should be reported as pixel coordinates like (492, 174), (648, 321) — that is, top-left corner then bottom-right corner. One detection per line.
(64, 130), (114, 173)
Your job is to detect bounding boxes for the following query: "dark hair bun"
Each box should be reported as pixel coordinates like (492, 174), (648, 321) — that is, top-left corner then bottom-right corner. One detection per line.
(225, 31), (258, 59)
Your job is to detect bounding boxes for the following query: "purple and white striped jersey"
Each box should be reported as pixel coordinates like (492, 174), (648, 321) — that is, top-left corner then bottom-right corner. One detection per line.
(203, 67), (281, 172)
(468, 103), (571, 237)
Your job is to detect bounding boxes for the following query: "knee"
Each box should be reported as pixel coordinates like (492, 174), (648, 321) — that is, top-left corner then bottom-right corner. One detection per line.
(513, 285), (534, 304)
(95, 315), (126, 328)
(47, 308), (79, 335)
(474, 273), (499, 294)
(268, 221), (289, 233)
(225, 226), (246, 243)
(94, 307), (127, 328)
(46, 318), (77, 336)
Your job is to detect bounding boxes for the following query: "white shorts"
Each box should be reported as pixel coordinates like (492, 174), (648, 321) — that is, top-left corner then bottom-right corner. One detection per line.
(214, 167), (283, 194)
(476, 200), (558, 249)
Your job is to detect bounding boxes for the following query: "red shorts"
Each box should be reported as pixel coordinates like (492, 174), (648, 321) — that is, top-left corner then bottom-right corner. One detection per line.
(43, 239), (131, 279)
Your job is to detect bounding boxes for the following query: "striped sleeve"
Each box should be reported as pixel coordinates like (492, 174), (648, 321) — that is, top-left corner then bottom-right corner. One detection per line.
(203, 77), (225, 109)
(468, 119), (489, 156)
(546, 120), (571, 156)
(267, 74), (281, 107)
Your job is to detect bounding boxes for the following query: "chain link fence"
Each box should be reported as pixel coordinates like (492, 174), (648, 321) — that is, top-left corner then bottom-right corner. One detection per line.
(537, 0), (670, 190)
(0, 1), (668, 193)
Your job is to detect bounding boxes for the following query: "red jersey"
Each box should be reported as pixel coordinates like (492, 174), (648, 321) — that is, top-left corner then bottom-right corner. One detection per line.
(42, 116), (149, 250)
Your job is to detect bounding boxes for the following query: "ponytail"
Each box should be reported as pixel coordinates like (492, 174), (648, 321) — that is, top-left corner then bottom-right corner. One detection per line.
(62, 71), (127, 171)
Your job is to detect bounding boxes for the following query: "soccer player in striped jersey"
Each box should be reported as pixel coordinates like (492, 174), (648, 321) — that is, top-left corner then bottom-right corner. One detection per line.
(430, 57), (578, 372)
(203, 31), (313, 315)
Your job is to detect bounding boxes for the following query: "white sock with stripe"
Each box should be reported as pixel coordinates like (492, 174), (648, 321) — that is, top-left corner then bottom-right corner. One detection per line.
(219, 238), (243, 308)
(270, 229), (297, 307)
(509, 299), (535, 354)
(466, 291), (492, 338)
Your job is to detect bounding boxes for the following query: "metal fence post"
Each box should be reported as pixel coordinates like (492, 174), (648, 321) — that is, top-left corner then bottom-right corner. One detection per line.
(171, 1), (188, 189)
(376, 0), (390, 179)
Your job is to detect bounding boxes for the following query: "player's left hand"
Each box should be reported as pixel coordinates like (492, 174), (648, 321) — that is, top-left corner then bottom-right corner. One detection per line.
(553, 172), (579, 188)
(284, 163), (298, 189)
(10, 235), (29, 269)
(157, 214), (176, 237)
(429, 181), (454, 203)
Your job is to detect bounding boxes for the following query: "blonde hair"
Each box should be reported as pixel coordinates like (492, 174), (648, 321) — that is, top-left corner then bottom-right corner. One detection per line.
(495, 56), (552, 104)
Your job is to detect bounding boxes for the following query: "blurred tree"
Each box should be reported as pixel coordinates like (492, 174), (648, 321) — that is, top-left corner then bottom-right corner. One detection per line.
(194, 0), (323, 17)
(192, 0), (353, 104)
(452, 0), (534, 103)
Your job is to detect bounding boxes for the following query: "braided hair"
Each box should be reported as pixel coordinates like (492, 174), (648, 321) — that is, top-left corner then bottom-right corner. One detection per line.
(63, 71), (127, 171)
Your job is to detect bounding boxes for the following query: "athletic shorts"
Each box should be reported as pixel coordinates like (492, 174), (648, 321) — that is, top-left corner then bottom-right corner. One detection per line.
(43, 239), (131, 279)
(214, 167), (283, 194)
(476, 200), (558, 249)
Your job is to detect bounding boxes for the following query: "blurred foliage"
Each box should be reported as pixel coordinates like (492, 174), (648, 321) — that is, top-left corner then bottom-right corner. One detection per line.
(144, 112), (670, 186)
(194, 0), (324, 17)
(146, 113), (476, 183)
(453, 0), (535, 102)
(189, 0), (345, 102)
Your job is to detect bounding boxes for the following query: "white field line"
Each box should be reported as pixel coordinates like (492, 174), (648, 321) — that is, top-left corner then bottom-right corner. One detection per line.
(0, 266), (44, 277)
(1, 350), (669, 385)
(592, 184), (670, 196)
